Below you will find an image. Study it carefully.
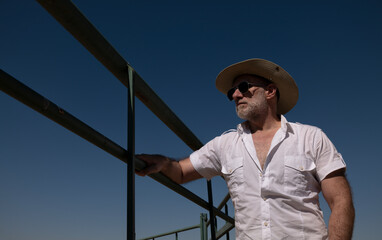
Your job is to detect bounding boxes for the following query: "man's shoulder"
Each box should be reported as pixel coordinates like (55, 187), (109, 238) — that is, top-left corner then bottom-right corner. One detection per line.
(210, 126), (241, 145)
(216, 122), (245, 137)
(286, 120), (324, 138)
(287, 120), (322, 131)
(221, 128), (238, 135)
(213, 129), (238, 143)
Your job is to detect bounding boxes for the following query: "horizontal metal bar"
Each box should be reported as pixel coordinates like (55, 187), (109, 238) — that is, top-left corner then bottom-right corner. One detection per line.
(139, 224), (200, 240)
(0, 69), (234, 224)
(36, 0), (203, 152)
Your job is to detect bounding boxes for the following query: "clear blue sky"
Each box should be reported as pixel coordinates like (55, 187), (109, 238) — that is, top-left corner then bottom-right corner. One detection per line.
(1, 0), (381, 239)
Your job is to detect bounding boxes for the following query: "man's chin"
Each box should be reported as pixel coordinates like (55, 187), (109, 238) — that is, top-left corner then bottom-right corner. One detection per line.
(236, 105), (247, 111)
(236, 110), (250, 120)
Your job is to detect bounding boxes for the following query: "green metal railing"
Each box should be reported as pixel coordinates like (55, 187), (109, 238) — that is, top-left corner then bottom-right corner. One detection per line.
(139, 214), (207, 240)
(0, 0), (235, 239)
(138, 193), (233, 240)
(0, 68), (233, 239)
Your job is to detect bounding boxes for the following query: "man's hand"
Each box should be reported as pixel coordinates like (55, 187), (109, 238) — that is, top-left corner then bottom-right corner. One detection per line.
(135, 154), (202, 184)
(135, 154), (171, 176)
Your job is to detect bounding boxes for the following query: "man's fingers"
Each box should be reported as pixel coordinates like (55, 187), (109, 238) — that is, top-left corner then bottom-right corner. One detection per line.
(136, 154), (161, 164)
(135, 154), (167, 177)
(135, 154), (150, 163)
(135, 162), (160, 176)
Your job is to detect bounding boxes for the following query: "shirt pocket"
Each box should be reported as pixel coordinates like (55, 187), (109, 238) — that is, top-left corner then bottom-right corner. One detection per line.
(221, 157), (244, 203)
(284, 155), (317, 197)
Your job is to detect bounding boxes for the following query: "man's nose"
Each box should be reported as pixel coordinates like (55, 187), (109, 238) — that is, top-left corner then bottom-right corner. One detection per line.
(232, 88), (243, 100)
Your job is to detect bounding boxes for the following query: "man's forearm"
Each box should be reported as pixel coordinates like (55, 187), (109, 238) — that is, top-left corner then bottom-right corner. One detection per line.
(136, 154), (202, 184)
(328, 201), (355, 240)
(322, 172), (355, 240)
(135, 154), (184, 184)
(161, 157), (184, 184)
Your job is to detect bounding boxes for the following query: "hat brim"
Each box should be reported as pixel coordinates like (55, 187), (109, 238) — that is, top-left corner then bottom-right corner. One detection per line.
(215, 58), (298, 115)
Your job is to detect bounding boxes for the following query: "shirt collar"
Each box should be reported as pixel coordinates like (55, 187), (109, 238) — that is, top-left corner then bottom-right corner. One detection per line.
(237, 115), (292, 135)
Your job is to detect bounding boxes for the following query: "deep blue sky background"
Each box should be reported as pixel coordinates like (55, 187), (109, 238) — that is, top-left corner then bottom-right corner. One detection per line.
(1, 0), (381, 239)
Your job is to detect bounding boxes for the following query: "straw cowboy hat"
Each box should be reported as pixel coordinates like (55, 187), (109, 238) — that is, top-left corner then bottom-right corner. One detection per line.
(215, 58), (299, 115)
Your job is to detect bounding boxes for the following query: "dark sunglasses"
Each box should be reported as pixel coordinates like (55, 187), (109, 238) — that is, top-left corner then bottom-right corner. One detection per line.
(227, 81), (256, 101)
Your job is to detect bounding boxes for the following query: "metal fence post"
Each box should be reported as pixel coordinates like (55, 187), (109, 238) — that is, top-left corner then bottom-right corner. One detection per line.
(127, 65), (136, 240)
(207, 180), (216, 240)
(225, 204), (230, 240)
(200, 213), (208, 240)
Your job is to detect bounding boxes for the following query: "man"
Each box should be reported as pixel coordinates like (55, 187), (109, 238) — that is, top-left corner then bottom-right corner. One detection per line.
(137, 59), (355, 239)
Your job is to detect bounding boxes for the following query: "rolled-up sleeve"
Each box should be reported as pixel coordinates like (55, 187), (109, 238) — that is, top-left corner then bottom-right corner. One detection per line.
(314, 129), (346, 181)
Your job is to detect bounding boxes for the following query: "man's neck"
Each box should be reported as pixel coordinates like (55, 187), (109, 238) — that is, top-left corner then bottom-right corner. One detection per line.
(247, 113), (281, 133)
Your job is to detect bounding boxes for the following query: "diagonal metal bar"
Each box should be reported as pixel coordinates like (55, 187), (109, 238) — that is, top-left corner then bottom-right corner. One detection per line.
(215, 222), (234, 240)
(207, 193), (231, 227)
(0, 69), (138, 167)
(36, 0), (203, 152)
(217, 193), (231, 211)
(0, 69), (234, 225)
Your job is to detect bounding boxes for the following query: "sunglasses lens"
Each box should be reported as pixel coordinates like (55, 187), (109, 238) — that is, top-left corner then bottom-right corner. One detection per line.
(227, 82), (251, 101)
(238, 82), (249, 93)
(227, 88), (235, 101)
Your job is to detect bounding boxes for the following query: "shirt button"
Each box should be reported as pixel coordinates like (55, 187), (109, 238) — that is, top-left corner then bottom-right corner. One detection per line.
(259, 173), (263, 177)
(264, 222), (268, 227)
(300, 166), (304, 170)
(263, 197), (267, 201)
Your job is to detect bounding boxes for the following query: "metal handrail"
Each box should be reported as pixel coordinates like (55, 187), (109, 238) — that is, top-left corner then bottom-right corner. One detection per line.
(139, 193), (233, 240)
(2, 0), (236, 238)
(139, 224), (201, 240)
(0, 69), (233, 225)
(36, 0), (203, 152)
(35, 0), (226, 238)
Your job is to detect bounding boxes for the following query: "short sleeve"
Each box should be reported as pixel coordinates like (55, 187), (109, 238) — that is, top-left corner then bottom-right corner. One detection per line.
(190, 136), (223, 180)
(314, 129), (346, 181)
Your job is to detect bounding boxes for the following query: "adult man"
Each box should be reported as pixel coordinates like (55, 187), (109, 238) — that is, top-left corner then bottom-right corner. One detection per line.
(137, 59), (355, 239)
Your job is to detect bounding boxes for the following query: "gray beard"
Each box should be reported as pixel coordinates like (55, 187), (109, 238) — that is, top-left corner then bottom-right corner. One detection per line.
(236, 99), (268, 121)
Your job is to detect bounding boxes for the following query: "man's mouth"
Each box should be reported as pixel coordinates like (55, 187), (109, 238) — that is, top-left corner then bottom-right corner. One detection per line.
(236, 101), (246, 107)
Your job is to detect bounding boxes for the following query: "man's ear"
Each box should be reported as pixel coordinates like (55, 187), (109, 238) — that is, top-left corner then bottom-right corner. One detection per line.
(265, 84), (278, 100)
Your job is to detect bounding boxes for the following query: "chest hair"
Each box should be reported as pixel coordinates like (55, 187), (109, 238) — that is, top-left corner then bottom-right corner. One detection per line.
(252, 130), (278, 169)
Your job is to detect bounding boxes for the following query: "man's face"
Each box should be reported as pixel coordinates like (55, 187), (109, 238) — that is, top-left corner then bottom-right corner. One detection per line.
(231, 75), (268, 120)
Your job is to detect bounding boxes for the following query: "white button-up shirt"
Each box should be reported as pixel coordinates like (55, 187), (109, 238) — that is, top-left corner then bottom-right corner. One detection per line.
(190, 116), (346, 240)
